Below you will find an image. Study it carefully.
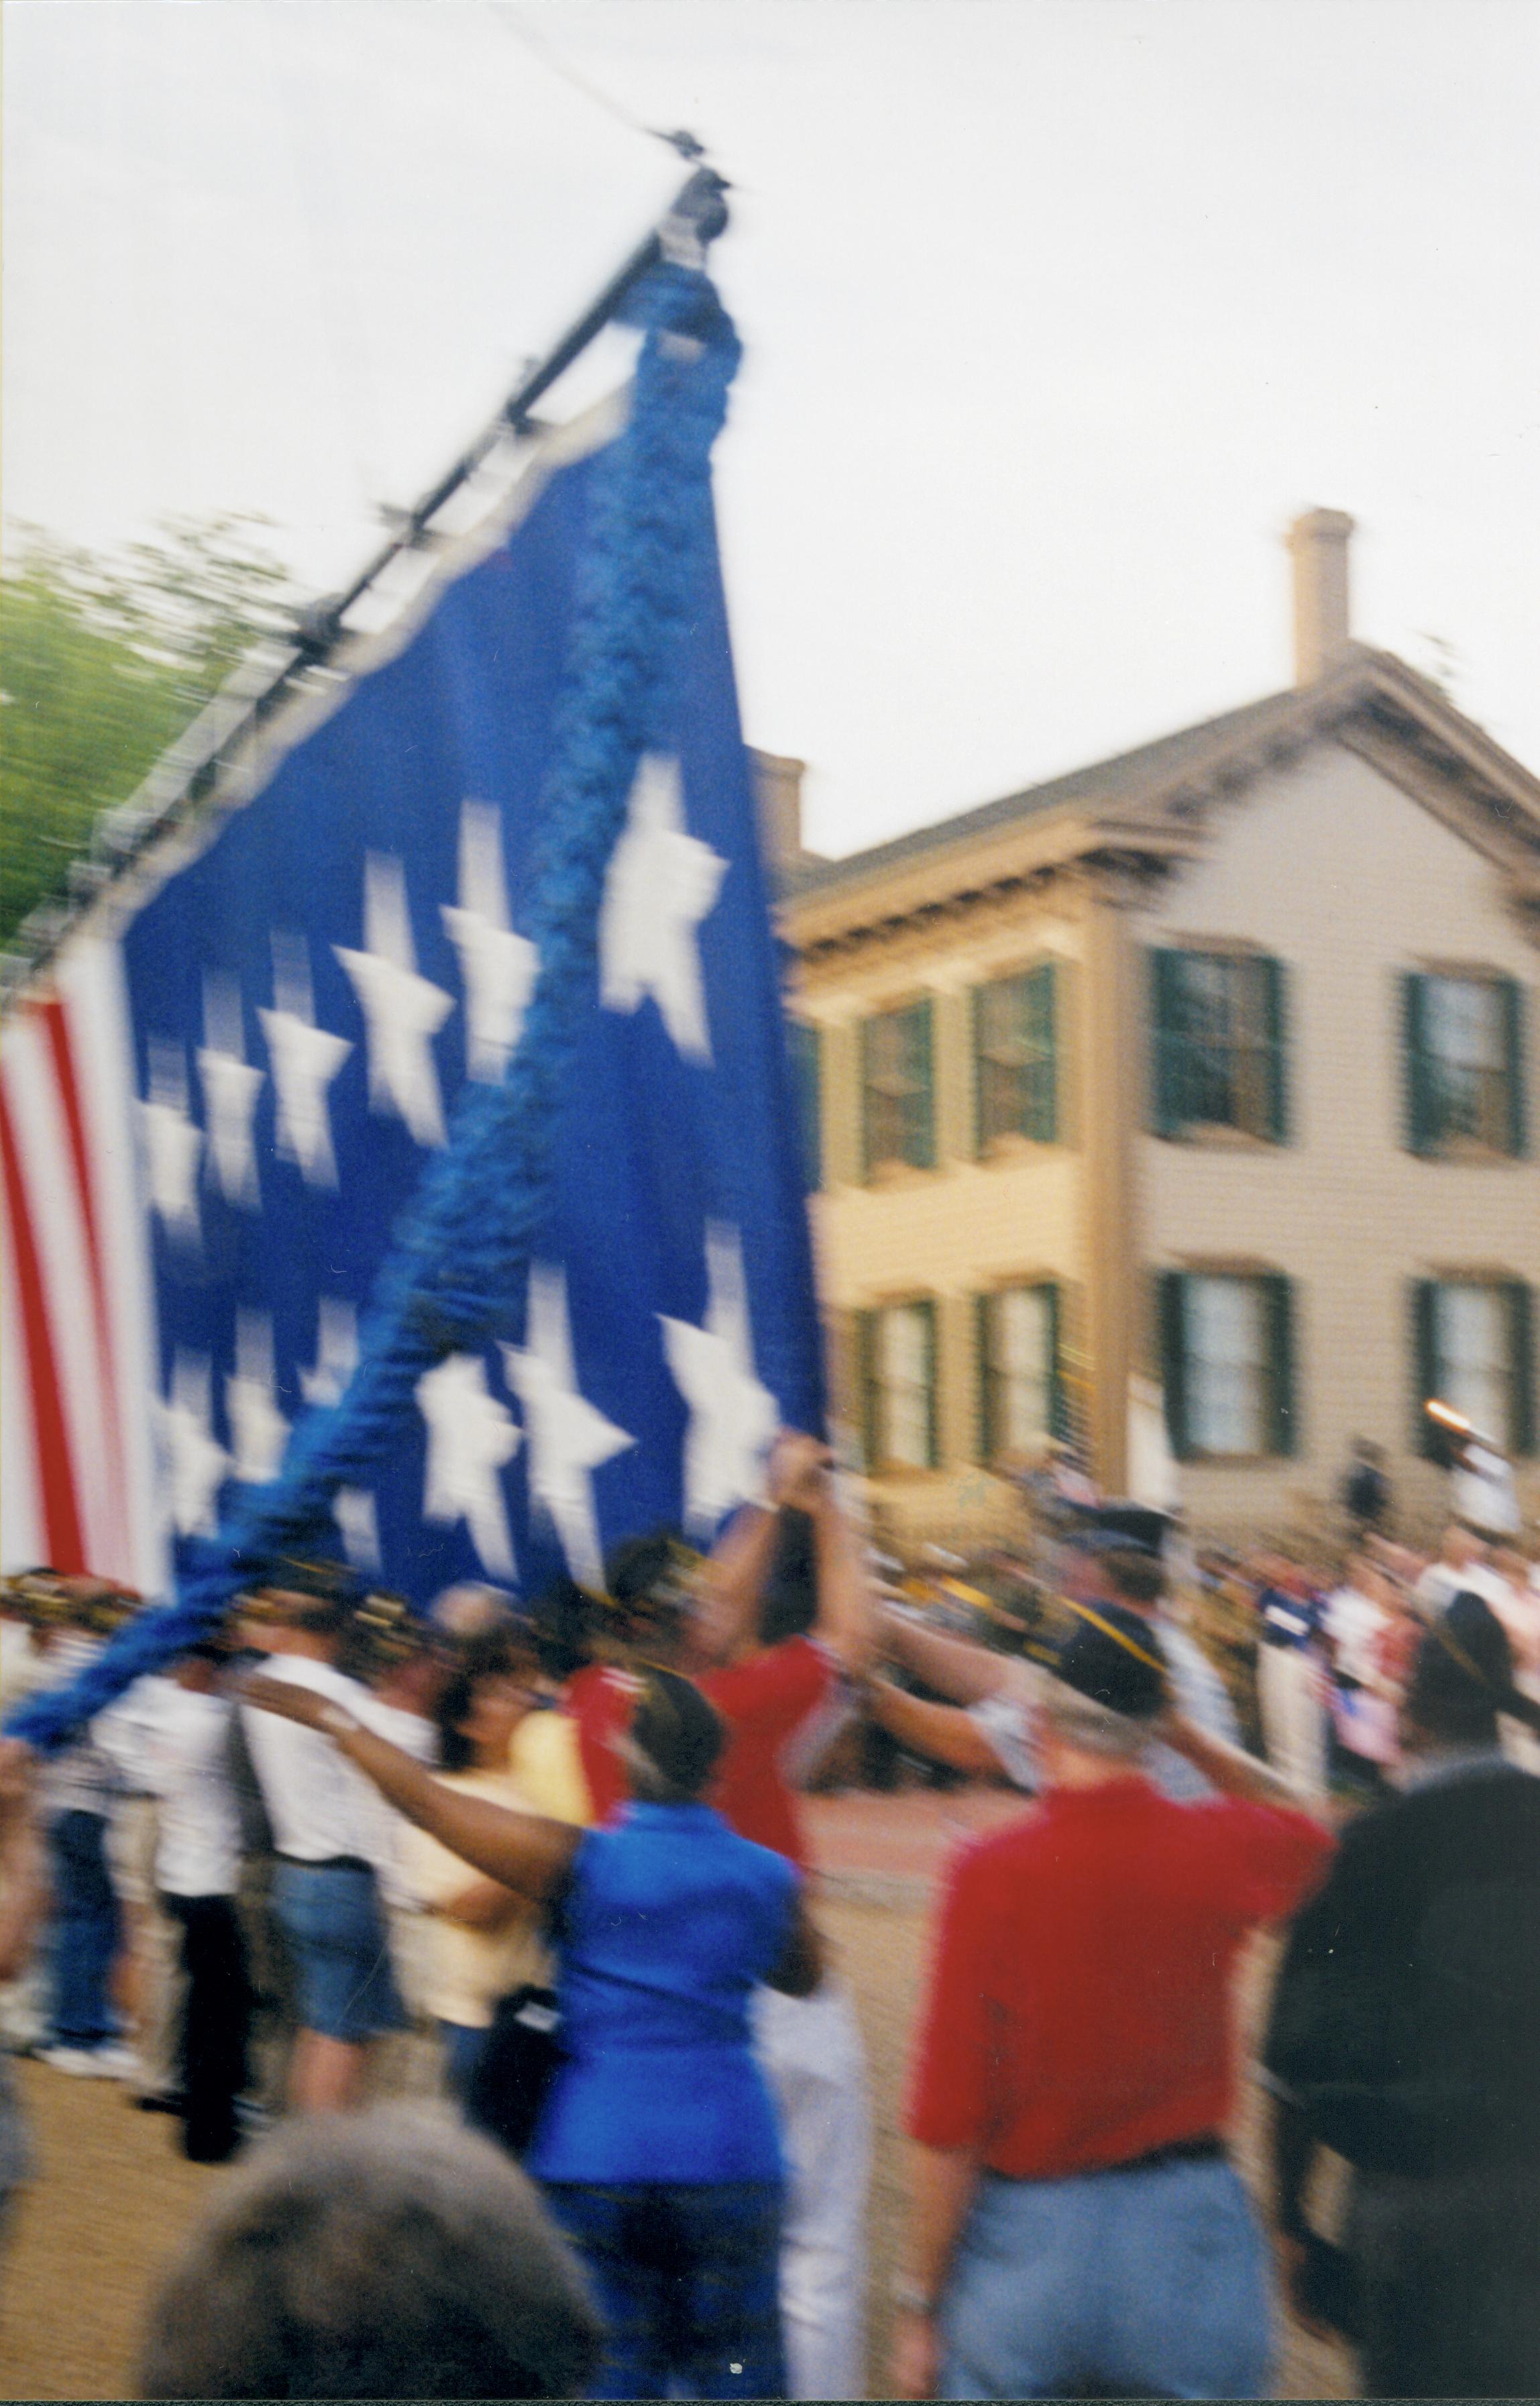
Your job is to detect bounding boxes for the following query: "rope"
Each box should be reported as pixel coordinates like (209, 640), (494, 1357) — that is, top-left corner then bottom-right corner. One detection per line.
(8, 258), (742, 1752)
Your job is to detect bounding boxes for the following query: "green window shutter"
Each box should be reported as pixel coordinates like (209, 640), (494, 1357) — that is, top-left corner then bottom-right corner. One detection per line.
(1499, 978), (1529, 1159)
(1506, 1282), (1536, 1457)
(858, 1017), (876, 1181)
(1264, 1273), (1298, 1457)
(1027, 961), (1057, 1143)
(1044, 1279), (1066, 1441)
(917, 1296), (939, 1468)
(1158, 1271), (1190, 1459)
(1411, 1280), (1440, 1456)
(1260, 957), (1290, 1145)
(788, 1019), (822, 1190)
(1150, 950), (1185, 1137)
(855, 1309), (878, 1470)
(974, 1291), (993, 1463)
(909, 999), (936, 1169)
(1402, 972), (1435, 1155)
(968, 984), (984, 1157)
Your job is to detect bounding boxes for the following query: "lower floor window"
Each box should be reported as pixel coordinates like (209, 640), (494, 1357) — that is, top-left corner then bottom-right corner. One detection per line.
(979, 1284), (1061, 1460)
(1160, 1269), (1295, 1460)
(1415, 1279), (1535, 1455)
(860, 1300), (937, 1471)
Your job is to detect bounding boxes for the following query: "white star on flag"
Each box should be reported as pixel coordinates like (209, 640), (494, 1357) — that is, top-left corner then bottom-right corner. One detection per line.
(416, 1352), (520, 1579)
(225, 1311), (290, 1485)
(138, 1041), (203, 1245)
(259, 935), (352, 1187)
(442, 800), (539, 1082)
(300, 1298), (359, 1408)
(599, 753), (726, 1061)
(154, 1351), (230, 1537)
(502, 1261), (635, 1589)
(660, 1222), (779, 1536)
(334, 1487), (382, 1572)
(337, 853), (454, 1145)
(198, 974), (263, 1210)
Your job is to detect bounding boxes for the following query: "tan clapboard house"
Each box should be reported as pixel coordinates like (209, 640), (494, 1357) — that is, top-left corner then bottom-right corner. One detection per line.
(767, 513), (1540, 1545)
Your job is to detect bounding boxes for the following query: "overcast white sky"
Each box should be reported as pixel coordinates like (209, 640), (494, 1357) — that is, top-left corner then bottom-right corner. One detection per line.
(6, 0), (1539, 859)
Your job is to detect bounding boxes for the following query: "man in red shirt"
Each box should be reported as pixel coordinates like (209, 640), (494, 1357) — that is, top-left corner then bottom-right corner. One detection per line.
(892, 1599), (1333, 2401)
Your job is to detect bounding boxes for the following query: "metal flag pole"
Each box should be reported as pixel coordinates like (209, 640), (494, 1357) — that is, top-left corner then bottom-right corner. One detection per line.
(5, 160), (729, 995)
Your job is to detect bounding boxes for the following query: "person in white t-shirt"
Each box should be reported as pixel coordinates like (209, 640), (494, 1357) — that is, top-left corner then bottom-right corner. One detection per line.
(135, 1644), (252, 2162)
(237, 1568), (416, 2113)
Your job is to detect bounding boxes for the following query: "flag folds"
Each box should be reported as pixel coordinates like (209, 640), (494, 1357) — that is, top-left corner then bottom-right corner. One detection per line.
(2, 263), (822, 1686)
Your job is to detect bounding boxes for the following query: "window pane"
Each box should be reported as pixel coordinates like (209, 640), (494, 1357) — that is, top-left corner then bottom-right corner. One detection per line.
(1186, 1275), (1265, 1455)
(977, 969), (1053, 1143)
(879, 1303), (931, 1467)
(991, 1287), (1052, 1453)
(1435, 1282), (1509, 1439)
(1423, 978), (1508, 1147)
(864, 1004), (930, 1169)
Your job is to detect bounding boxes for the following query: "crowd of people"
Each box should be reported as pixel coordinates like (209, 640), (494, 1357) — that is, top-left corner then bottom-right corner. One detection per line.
(0, 1431), (1537, 2399)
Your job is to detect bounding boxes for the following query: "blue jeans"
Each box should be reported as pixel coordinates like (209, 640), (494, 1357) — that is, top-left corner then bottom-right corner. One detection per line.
(46, 1811), (120, 2049)
(270, 1862), (404, 2044)
(543, 2180), (785, 2399)
(439, 2018), (488, 2106)
(941, 2157), (1272, 2399)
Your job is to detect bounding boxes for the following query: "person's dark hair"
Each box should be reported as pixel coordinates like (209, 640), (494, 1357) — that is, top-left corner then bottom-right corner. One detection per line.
(138, 2105), (602, 2399)
(1099, 1547), (1166, 1610)
(530, 1575), (599, 1683)
(251, 1556), (361, 1640)
(760, 1508), (818, 1646)
(626, 1669), (725, 1801)
(435, 1627), (539, 1775)
(1405, 1589), (1540, 1747)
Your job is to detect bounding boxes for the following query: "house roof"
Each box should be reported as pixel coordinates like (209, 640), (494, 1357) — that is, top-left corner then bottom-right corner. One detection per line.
(780, 646), (1540, 951)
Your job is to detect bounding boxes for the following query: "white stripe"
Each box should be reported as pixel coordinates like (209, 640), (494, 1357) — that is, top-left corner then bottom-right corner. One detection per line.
(2, 1011), (115, 1568)
(56, 936), (169, 1598)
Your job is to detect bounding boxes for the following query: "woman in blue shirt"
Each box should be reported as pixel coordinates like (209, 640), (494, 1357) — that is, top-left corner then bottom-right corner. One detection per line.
(240, 1661), (821, 2400)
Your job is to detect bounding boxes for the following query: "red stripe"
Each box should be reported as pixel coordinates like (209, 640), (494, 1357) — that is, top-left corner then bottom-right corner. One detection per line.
(36, 996), (129, 1565)
(0, 1084), (86, 1572)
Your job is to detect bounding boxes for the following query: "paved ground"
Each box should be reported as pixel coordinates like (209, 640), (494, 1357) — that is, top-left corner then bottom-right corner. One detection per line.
(0, 1785), (1356, 2400)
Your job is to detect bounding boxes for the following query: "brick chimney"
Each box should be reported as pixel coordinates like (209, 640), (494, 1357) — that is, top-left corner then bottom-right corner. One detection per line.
(1286, 508), (1355, 684)
(749, 748), (811, 870)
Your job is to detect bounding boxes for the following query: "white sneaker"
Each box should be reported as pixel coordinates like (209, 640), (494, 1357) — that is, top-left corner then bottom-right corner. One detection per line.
(38, 2046), (107, 2076)
(90, 2043), (140, 2081)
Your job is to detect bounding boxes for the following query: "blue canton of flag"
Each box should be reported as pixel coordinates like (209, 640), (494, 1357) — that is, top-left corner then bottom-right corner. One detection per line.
(117, 413), (823, 1609)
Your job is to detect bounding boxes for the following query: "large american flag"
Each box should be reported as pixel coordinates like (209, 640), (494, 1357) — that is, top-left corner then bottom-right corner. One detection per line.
(1, 400), (824, 1609)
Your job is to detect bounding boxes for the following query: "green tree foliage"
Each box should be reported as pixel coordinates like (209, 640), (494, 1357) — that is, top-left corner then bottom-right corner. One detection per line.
(0, 514), (294, 947)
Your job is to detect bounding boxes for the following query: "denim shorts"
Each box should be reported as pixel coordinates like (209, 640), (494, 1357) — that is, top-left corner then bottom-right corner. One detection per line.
(271, 1861), (404, 2044)
(941, 2155), (1272, 2400)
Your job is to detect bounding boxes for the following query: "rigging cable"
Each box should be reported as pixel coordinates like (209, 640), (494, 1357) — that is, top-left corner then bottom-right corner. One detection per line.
(480, 1), (706, 164)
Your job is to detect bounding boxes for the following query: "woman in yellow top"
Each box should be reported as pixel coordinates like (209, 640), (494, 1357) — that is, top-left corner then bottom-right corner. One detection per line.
(402, 1627), (590, 2104)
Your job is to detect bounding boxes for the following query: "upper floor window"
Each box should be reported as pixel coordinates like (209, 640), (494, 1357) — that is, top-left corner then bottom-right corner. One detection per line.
(1412, 1277), (1535, 1457)
(974, 964), (1056, 1148)
(1402, 972), (1528, 1158)
(861, 1000), (934, 1175)
(977, 1282), (1062, 1461)
(858, 1298), (938, 1470)
(787, 1018), (822, 1190)
(1159, 1269), (1297, 1460)
(1150, 949), (1288, 1143)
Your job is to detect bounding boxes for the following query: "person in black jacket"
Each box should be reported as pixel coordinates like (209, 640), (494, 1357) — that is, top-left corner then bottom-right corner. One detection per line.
(1264, 1589), (1540, 2399)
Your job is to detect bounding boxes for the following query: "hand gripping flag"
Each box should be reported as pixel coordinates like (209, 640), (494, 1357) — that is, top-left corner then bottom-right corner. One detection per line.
(4, 260), (824, 1744)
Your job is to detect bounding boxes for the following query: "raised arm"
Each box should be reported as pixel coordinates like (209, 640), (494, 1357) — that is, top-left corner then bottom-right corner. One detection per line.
(1158, 1709), (1333, 1818)
(863, 1675), (1007, 1779)
(692, 1432), (832, 1667)
(237, 1675), (581, 1903)
(805, 1461), (876, 1679)
(880, 1606), (1011, 1707)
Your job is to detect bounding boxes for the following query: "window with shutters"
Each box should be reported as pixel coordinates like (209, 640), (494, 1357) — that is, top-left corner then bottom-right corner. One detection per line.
(1402, 973), (1528, 1158)
(1412, 1278), (1535, 1456)
(859, 1299), (938, 1471)
(974, 965), (1056, 1147)
(1150, 950), (1288, 1143)
(977, 1284), (1061, 1462)
(787, 1018), (822, 1190)
(861, 1000), (934, 1175)
(1159, 1270), (1297, 1460)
